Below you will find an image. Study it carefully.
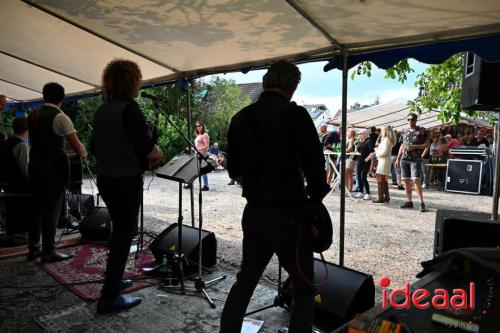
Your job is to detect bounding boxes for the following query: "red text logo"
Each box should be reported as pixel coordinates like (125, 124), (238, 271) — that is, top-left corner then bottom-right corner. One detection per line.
(379, 276), (475, 310)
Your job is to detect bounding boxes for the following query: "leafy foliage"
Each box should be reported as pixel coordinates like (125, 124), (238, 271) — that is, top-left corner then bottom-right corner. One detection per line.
(1, 107), (17, 135)
(351, 56), (496, 124)
(202, 77), (251, 150)
(67, 77), (248, 167)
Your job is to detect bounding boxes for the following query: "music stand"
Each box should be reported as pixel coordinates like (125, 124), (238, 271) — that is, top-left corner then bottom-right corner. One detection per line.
(152, 104), (225, 307)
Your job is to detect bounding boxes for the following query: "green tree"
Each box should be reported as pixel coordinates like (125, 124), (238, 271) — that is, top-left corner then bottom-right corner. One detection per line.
(351, 56), (495, 124)
(202, 78), (251, 151)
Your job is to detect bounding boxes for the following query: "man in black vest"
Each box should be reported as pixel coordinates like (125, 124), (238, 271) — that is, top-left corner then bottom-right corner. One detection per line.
(220, 61), (329, 333)
(27, 82), (87, 262)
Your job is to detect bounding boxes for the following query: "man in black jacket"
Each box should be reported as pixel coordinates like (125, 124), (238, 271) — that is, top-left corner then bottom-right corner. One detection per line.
(220, 61), (329, 333)
(27, 82), (87, 262)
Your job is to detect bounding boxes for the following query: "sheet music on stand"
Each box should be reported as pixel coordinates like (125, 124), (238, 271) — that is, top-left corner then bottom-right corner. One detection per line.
(155, 153), (211, 184)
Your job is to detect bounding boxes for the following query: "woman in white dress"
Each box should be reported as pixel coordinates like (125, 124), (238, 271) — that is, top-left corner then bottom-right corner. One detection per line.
(373, 126), (396, 203)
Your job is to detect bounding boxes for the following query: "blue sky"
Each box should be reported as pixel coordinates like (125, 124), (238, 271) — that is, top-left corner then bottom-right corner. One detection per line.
(212, 60), (429, 112)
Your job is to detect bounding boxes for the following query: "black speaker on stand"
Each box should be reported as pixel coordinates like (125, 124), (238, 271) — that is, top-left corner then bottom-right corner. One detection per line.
(461, 52), (500, 111)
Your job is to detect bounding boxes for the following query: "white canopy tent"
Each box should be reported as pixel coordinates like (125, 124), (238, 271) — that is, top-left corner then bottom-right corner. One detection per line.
(2, 0), (500, 266)
(1, 0), (500, 102)
(328, 99), (492, 130)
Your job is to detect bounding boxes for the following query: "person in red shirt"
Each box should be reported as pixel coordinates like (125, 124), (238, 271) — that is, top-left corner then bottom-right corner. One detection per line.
(445, 134), (461, 148)
(445, 134), (461, 158)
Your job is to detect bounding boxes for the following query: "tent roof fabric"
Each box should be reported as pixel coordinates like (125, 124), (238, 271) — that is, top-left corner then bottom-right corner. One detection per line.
(2, 0), (500, 102)
(328, 99), (492, 130)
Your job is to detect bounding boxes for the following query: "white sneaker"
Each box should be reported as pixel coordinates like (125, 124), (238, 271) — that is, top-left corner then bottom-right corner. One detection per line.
(422, 183), (427, 189)
(363, 194), (371, 200)
(355, 192), (364, 199)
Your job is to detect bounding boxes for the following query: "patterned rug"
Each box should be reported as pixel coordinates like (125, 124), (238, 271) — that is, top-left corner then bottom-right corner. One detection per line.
(0, 237), (82, 260)
(38, 243), (158, 301)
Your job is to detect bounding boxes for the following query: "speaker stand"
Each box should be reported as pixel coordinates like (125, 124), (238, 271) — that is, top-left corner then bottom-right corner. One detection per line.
(245, 264), (287, 316)
(190, 155), (226, 308)
(134, 177), (148, 261)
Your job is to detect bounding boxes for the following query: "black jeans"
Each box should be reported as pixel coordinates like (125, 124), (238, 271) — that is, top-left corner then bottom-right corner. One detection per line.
(28, 177), (65, 255)
(97, 175), (142, 301)
(356, 161), (370, 194)
(220, 202), (315, 333)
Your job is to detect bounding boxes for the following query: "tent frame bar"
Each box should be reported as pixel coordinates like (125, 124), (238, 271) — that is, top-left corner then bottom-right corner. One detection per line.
(0, 49), (99, 88)
(21, 0), (182, 75)
(0, 78), (42, 94)
(284, 0), (344, 51)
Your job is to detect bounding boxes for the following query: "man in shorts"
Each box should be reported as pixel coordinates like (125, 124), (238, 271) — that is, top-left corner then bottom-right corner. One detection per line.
(396, 113), (428, 212)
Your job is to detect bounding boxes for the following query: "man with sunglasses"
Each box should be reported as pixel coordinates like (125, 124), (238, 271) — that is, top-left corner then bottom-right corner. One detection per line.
(396, 113), (429, 212)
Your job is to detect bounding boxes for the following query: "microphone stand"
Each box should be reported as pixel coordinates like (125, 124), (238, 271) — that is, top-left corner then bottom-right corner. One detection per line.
(149, 99), (226, 308)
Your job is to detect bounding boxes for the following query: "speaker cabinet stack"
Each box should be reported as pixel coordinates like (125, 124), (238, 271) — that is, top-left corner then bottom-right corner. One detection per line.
(461, 52), (500, 111)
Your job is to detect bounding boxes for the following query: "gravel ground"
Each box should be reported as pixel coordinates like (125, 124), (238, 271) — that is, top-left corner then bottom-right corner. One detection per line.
(82, 169), (493, 301)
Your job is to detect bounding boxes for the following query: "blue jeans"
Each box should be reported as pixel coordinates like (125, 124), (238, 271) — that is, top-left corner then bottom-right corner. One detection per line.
(391, 156), (398, 184)
(202, 173), (208, 187)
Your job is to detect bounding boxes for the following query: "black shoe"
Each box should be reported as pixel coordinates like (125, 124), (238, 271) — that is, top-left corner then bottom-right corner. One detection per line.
(420, 203), (426, 212)
(400, 201), (414, 209)
(227, 180), (235, 185)
(397, 185), (405, 190)
(40, 251), (74, 263)
(119, 279), (134, 291)
(201, 186), (209, 191)
(27, 250), (41, 262)
(97, 295), (142, 314)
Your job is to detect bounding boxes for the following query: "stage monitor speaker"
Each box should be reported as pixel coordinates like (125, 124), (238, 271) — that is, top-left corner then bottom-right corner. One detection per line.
(79, 207), (111, 241)
(434, 209), (500, 257)
(282, 259), (375, 331)
(69, 193), (95, 219)
(461, 52), (500, 111)
(149, 224), (217, 268)
(445, 159), (482, 194)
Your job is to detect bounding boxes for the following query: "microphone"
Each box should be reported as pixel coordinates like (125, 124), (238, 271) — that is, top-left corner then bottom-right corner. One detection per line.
(141, 91), (165, 103)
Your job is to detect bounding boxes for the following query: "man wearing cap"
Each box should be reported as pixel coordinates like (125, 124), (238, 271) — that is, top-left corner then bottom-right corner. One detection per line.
(396, 113), (428, 212)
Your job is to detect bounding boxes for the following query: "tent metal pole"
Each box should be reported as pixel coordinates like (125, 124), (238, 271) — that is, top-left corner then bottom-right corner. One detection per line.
(186, 79), (195, 228)
(492, 119), (500, 221)
(339, 51), (348, 267)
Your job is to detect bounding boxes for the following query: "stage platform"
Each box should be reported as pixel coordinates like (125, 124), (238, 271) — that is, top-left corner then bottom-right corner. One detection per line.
(0, 252), (290, 333)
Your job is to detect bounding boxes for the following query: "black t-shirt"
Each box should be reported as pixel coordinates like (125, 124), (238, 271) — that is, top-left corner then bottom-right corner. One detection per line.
(391, 140), (401, 156)
(358, 138), (374, 162)
(323, 131), (340, 147)
(370, 133), (379, 144)
(471, 137), (490, 147)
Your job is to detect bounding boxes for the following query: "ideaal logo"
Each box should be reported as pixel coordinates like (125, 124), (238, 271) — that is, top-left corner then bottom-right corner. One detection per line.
(379, 276), (475, 310)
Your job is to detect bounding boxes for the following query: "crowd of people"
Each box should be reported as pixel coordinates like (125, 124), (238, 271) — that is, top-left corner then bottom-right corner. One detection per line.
(321, 114), (492, 212)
